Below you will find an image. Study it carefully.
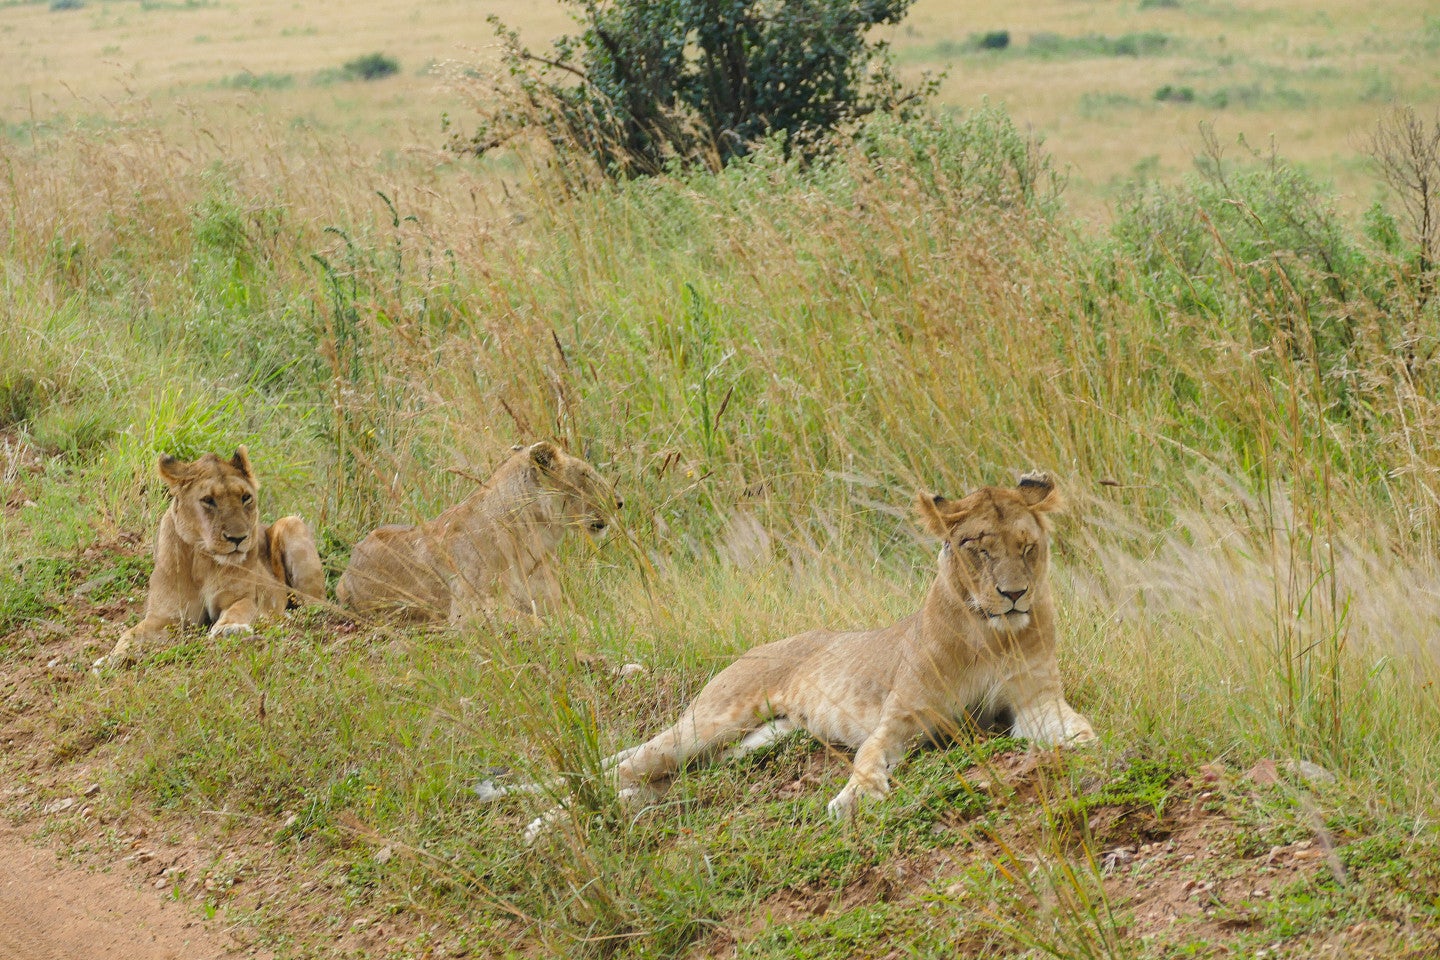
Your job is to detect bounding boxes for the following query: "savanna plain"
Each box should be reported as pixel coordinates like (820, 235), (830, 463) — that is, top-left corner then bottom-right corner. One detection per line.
(3, 0), (1440, 956)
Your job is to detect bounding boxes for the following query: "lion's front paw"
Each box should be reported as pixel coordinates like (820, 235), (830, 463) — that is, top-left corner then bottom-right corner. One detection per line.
(208, 622), (255, 639)
(92, 637), (137, 672)
(827, 778), (887, 820)
(826, 788), (859, 821)
(91, 650), (133, 672)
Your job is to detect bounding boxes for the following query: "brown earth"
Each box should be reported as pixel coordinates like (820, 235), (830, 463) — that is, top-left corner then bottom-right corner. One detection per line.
(0, 826), (262, 960)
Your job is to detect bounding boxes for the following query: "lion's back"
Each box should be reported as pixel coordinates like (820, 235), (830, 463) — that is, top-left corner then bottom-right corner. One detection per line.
(337, 523), (448, 616)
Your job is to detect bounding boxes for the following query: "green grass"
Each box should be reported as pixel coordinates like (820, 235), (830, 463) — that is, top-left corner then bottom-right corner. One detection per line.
(3, 97), (1440, 958)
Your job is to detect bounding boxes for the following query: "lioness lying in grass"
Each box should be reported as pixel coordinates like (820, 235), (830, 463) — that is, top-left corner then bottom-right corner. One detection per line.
(480, 472), (1096, 837)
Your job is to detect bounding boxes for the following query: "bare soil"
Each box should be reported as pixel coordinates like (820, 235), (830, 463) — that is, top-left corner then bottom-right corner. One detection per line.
(0, 826), (261, 960)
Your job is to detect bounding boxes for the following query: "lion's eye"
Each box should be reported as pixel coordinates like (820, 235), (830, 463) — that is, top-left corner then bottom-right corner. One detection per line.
(1023, 543), (1036, 559)
(959, 538), (989, 558)
(241, 494), (254, 506)
(201, 496), (217, 509)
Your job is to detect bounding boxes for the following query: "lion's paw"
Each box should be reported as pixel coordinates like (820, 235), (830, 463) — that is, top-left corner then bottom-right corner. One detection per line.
(209, 622), (256, 639)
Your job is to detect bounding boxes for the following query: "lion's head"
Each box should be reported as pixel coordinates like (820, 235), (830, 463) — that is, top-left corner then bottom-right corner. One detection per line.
(158, 447), (262, 566)
(917, 472), (1062, 632)
(514, 441), (621, 533)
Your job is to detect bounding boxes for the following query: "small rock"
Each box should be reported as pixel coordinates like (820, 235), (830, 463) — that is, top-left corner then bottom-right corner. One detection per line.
(41, 797), (76, 815)
(1197, 761), (1227, 782)
(616, 662), (647, 679)
(1282, 759), (1336, 785)
(83, 783), (101, 797)
(374, 845), (394, 865)
(1244, 759), (1280, 786)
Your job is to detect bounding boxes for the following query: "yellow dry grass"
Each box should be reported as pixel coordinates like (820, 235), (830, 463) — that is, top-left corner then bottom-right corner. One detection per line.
(3, 0), (1436, 216)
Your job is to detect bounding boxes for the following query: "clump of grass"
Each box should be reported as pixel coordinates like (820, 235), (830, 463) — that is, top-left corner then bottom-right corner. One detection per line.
(341, 52), (399, 82)
(1027, 31), (1171, 59)
(216, 71), (294, 92)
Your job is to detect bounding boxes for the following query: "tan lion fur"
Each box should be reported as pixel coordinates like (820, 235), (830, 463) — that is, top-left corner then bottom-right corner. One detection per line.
(336, 441), (620, 622)
(481, 472), (1095, 836)
(95, 447), (324, 669)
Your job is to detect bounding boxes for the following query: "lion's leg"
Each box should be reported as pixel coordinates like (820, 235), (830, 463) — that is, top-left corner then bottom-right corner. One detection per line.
(1005, 658), (1096, 746)
(826, 710), (922, 820)
(269, 516), (325, 605)
(94, 614), (178, 669)
(95, 522), (194, 670)
(720, 717), (798, 762)
(612, 696), (778, 794)
(210, 596), (261, 638)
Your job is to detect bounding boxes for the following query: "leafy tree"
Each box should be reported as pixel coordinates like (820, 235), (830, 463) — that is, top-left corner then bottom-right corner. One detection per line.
(459, 0), (930, 177)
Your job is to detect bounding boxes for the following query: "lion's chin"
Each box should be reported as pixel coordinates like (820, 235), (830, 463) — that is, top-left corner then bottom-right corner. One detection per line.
(208, 549), (250, 567)
(986, 612), (1031, 632)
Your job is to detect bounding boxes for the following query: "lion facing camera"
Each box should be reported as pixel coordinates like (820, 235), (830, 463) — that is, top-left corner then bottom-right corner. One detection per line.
(480, 472), (1095, 838)
(95, 447), (324, 669)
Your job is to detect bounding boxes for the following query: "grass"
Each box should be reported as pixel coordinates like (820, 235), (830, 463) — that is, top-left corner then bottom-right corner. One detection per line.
(2, 1), (1440, 957)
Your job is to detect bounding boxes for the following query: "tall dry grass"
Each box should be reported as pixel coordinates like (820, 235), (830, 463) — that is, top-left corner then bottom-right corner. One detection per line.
(5, 95), (1440, 955)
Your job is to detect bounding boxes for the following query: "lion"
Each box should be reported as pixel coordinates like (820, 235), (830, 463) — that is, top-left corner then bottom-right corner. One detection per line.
(94, 447), (325, 669)
(336, 441), (620, 622)
(479, 472), (1096, 837)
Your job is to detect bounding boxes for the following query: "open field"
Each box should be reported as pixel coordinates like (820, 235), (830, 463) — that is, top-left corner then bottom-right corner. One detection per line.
(4, 0), (1440, 958)
(3, 0), (1439, 215)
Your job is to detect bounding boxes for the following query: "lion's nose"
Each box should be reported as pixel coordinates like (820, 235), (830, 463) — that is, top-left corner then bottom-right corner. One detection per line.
(998, 586), (1028, 602)
(226, 534), (247, 546)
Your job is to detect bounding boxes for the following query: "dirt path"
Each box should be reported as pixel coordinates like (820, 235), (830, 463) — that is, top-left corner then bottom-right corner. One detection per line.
(0, 827), (259, 960)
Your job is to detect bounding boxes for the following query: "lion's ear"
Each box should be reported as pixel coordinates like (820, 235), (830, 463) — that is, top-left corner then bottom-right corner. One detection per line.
(157, 454), (191, 488)
(231, 446), (258, 486)
(528, 441), (558, 470)
(916, 491), (962, 536)
(1017, 471), (1062, 513)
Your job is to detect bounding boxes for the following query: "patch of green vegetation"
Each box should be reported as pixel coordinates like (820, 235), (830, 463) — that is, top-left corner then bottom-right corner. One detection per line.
(138, 0), (216, 9)
(1082, 91), (1145, 116)
(341, 52), (399, 82)
(216, 71), (294, 91)
(1154, 84), (1196, 103)
(1027, 31), (1172, 59)
(0, 556), (77, 634)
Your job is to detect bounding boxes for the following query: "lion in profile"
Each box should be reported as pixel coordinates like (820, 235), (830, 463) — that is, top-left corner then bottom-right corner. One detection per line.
(480, 472), (1095, 836)
(336, 441), (620, 622)
(95, 447), (324, 669)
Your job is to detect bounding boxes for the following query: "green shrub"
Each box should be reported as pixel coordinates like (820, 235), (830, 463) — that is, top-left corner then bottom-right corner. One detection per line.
(1028, 31), (1170, 58)
(461, 0), (931, 177)
(1111, 129), (1372, 377)
(217, 71), (295, 91)
(341, 53), (399, 82)
(977, 30), (1011, 50)
(1154, 84), (1195, 103)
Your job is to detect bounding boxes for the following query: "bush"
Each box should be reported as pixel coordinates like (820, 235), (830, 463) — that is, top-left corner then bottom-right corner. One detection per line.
(977, 30), (1011, 51)
(1154, 84), (1195, 103)
(342, 53), (399, 82)
(1111, 127), (1370, 375)
(459, 0), (932, 178)
(1028, 31), (1169, 59)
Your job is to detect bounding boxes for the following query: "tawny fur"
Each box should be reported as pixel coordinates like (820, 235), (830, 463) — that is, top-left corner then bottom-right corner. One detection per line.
(95, 447), (324, 669)
(336, 441), (620, 622)
(483, 472), (1095, 835)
